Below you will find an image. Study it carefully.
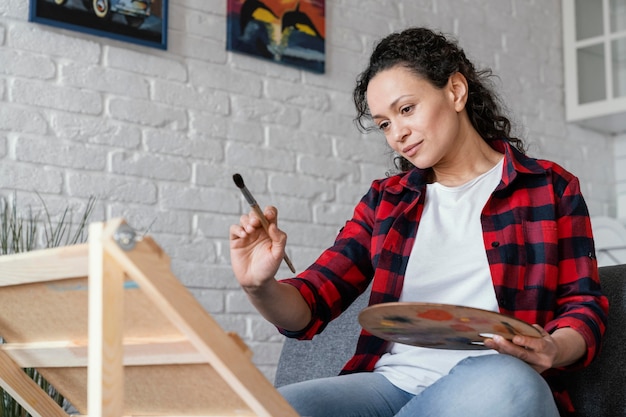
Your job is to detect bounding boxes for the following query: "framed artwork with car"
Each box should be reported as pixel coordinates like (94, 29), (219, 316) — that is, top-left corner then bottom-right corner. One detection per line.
(29, 0), (168, 50)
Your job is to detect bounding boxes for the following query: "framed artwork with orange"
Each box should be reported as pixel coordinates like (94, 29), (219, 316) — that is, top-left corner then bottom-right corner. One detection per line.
(227, 0), (325, 73)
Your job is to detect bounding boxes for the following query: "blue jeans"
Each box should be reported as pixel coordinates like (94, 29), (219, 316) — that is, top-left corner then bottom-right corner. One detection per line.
(278, 354), (560, 417)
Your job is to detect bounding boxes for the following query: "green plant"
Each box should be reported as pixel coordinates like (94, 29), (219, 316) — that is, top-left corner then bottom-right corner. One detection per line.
(0, 194), (96, 417)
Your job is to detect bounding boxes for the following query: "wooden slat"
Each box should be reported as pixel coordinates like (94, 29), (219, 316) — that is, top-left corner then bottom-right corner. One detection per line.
(88, 221), (124, 417)
(226, 332), (253, 359)
(0, 349), (69, 417)
(1, 332), (250, 368)
(101, 220), (300, 417)
(0, 338), (205, 368)
(0, 243), (88, 286)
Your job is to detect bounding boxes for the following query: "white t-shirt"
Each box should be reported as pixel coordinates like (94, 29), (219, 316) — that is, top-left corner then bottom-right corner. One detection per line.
(374, 158), (504, 394)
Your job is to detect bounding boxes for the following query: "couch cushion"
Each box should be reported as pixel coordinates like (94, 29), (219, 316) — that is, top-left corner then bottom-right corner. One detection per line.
(568, 264), (626, 416)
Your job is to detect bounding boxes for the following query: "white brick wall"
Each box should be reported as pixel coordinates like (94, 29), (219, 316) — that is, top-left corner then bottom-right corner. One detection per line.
(0, 0), (618, 382)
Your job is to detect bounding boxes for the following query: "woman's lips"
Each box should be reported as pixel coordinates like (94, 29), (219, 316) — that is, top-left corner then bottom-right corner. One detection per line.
(402, 141), (422, 157)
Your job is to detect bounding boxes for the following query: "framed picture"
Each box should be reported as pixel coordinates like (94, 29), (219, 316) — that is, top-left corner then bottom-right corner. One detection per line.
(29, 0), (168, 50)
(227, 0), (325, 74)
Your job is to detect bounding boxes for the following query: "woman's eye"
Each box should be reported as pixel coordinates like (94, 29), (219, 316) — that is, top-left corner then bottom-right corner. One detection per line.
(401, 105), (413, 114)
(378, 121), (390, 131)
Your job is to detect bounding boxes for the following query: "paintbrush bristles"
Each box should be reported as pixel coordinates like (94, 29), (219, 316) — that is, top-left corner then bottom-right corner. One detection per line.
(233, 173), (256, 206)
(232, 173), (245, 189)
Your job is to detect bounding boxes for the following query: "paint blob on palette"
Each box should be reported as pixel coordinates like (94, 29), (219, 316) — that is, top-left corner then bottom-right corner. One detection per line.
(358, 302), (541, 350)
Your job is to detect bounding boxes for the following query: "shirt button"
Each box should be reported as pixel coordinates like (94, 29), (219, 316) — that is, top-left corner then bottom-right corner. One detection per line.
(491, 241), (500, 247)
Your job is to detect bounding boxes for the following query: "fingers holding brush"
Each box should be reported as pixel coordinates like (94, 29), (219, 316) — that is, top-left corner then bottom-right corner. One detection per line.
(231, 205), (285, 246)
(244, 205), (279, 234)
(229, 208), (287, 288)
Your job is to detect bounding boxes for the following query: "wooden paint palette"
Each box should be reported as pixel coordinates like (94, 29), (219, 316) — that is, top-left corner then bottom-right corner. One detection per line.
(359, 302), (541, 350)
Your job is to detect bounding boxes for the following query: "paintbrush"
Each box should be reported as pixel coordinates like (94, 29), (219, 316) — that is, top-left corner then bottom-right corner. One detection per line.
(232, 173), (296, 273)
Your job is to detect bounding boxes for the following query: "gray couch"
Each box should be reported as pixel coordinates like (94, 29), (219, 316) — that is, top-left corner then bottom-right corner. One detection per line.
(275, 265), (625, 416)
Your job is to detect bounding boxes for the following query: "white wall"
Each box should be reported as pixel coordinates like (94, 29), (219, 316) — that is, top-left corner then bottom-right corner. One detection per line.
(0, 0), (617, 381)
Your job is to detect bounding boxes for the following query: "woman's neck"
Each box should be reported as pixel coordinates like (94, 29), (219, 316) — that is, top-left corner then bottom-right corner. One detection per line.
(432, 130), (503, 187)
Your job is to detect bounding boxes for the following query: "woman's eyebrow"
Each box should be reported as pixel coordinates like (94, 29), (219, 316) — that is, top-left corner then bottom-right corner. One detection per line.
(371, 95), (413, 119)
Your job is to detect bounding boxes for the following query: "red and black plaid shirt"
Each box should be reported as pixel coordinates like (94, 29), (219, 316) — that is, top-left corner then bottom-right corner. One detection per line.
(280, 140), (608, 415)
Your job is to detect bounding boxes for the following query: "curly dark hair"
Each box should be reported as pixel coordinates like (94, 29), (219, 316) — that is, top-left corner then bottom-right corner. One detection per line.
(353, 27), (525, 172)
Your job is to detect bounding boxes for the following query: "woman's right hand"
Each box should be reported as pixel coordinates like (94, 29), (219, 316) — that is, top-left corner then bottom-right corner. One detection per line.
(229, 205), (287, 290)
(229, 206), (311, 331)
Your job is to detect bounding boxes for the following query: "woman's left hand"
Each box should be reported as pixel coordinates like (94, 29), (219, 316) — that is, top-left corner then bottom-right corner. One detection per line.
(483, 325), (585, 374)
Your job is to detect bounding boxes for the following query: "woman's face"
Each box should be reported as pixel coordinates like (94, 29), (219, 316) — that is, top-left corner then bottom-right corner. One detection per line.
(367, 65), (466, 170)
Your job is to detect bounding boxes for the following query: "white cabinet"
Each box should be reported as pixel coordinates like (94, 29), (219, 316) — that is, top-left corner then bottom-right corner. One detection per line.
(563, 0), (626, 133)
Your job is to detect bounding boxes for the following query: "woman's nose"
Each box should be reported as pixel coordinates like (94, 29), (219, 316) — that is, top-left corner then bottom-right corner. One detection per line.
(393, 122), (410, 143)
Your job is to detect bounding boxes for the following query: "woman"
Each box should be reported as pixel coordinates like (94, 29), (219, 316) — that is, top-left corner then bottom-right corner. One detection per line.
(229, 27), (608, 417)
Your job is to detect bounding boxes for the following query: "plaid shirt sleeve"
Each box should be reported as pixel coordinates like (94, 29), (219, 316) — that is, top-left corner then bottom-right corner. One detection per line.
(277, 177), (386, 338)
(546, 174), (608, 367)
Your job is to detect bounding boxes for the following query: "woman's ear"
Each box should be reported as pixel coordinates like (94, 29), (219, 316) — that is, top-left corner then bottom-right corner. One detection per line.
(448, 72), (469, 112)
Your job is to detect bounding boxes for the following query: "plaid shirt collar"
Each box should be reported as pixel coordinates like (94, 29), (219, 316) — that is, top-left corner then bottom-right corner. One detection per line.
(393, 139), (547, 194)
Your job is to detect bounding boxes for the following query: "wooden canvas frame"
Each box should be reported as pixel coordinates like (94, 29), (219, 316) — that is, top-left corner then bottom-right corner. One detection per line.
(0, 218), (299, 417)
